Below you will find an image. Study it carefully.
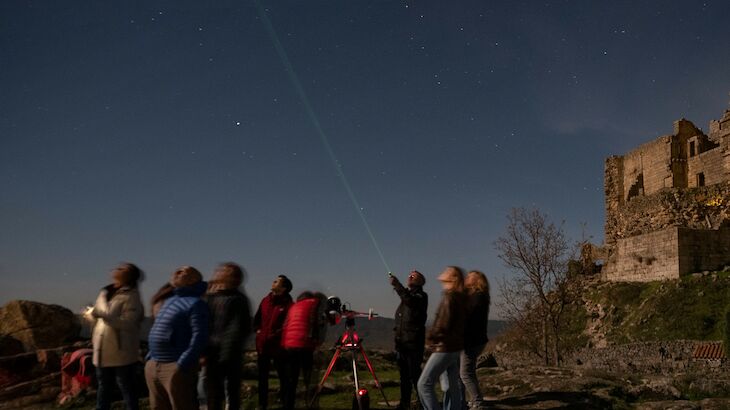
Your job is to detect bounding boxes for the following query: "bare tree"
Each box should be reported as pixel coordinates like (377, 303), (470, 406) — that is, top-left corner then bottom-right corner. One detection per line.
(497, 276), (545, 358)
(494, 207), (574, 366)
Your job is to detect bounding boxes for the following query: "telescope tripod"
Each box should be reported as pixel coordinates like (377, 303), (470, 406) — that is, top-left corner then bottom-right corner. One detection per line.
(310, 317), (391, 410)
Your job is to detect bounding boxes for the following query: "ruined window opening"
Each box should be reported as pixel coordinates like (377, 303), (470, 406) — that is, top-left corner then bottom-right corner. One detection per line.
(697, 172), (705, 187)
(689, 141), (696, 157)
(627, 173), (644, 201)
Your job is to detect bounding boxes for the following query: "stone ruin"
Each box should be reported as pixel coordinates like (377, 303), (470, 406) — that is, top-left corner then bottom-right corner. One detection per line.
(599, 107), (730, 282)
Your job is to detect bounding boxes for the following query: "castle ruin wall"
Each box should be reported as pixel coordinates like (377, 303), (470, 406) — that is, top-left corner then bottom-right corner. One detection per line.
(603, 227), (680, 282)
(602, 108), (730, 282)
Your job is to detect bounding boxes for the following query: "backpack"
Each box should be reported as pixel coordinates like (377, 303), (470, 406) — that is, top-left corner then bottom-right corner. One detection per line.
(57, 348), (95, 405)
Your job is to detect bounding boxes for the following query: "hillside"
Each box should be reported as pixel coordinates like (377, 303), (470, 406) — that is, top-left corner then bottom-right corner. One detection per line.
(578, 272), (730, 347)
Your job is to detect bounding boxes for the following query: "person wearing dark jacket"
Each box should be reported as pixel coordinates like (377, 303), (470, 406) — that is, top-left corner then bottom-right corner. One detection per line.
(145, 266), (209, 410)
(460, 270), (490, 410)
(417, 267), (467, 410)
(389, 270), (428, 410)
(253, 275), (293, 410)
(204, 263), (252, 410)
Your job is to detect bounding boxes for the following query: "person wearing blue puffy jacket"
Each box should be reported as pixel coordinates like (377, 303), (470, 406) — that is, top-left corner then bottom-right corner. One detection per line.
(145, 266), (209, 410)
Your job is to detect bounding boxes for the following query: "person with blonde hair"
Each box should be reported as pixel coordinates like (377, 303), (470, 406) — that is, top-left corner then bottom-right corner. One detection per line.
(460, 270), (490, 410)
(417, 266), (466, 410)
(145, 266), (209, 410)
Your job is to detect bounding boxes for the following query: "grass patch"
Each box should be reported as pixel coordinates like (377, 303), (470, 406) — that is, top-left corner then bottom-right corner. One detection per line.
(572, 275), (730, 344)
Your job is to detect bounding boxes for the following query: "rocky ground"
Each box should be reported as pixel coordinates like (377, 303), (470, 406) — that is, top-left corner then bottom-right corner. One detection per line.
(478, 366), (730, 409)
(5, 359), (730, 409)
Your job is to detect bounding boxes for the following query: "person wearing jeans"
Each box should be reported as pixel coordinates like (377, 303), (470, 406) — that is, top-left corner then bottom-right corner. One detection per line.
(424, 353), (461, 410)
(95, 363), (138, 410)
(87, 263), (145, 410)
(417, 267), (467, 410)
(460, 270), (491, 410)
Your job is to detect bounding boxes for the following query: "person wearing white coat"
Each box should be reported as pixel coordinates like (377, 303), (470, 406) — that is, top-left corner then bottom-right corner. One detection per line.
(88, 263), (144, 410)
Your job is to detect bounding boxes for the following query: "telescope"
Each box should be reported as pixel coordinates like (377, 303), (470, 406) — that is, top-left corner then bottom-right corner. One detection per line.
(311, 297), (390, 410)
(325, 296), (377, 325)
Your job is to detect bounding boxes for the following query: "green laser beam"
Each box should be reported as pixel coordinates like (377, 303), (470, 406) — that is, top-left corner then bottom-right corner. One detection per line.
(255, 0), (392, 274)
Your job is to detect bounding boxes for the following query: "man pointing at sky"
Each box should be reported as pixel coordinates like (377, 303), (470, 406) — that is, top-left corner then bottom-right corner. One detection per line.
(390, 270), (428, 410)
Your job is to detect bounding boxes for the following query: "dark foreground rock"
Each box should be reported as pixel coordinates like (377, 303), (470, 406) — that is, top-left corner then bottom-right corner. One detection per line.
(0, 372), (61, 410)
(0, 300), (80, 352)
(634, 399), (730, 410)
(0, 299), (90, 408)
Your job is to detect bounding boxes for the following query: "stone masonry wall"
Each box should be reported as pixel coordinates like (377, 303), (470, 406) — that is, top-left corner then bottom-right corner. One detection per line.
(493, 340), (729, 374)
(604, 156), (623, 245)
(603, 227), (730, 282)
(687, 148), (728, 188)
(567, 340), (729, 374)
(710, 109), (730, 144)
(620, 136), (672, 200)
(603, 227), (680, 282)
(678, 227), (730, 274)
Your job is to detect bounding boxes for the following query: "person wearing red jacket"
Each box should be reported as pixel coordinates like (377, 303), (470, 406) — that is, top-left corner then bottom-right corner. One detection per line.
(253, 275), (293, 410)
(280, 291), (327, 410)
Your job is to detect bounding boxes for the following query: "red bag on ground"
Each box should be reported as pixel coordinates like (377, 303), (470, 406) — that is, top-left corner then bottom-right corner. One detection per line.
(57, 348), (95, 405)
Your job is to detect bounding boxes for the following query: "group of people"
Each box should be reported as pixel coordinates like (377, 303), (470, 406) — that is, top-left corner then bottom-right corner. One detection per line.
(86, 262), (251, 410)
(390, 267), (490, 410)
(85, 262), (490, 410)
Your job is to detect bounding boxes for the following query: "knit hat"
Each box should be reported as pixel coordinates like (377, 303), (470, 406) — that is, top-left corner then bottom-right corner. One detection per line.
(171, 266), (203, 288)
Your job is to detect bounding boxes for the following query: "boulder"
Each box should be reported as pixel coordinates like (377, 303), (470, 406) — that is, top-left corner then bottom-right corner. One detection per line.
(0, 372), (61, 408)
(0, 336), (24, 357)
(35, 349), (61, 373)
(0, 301), (80, 352)
(0, 353), (37, 388)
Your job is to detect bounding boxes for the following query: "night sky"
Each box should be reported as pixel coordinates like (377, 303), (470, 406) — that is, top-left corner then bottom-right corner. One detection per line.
(1, 1), (729, 319)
